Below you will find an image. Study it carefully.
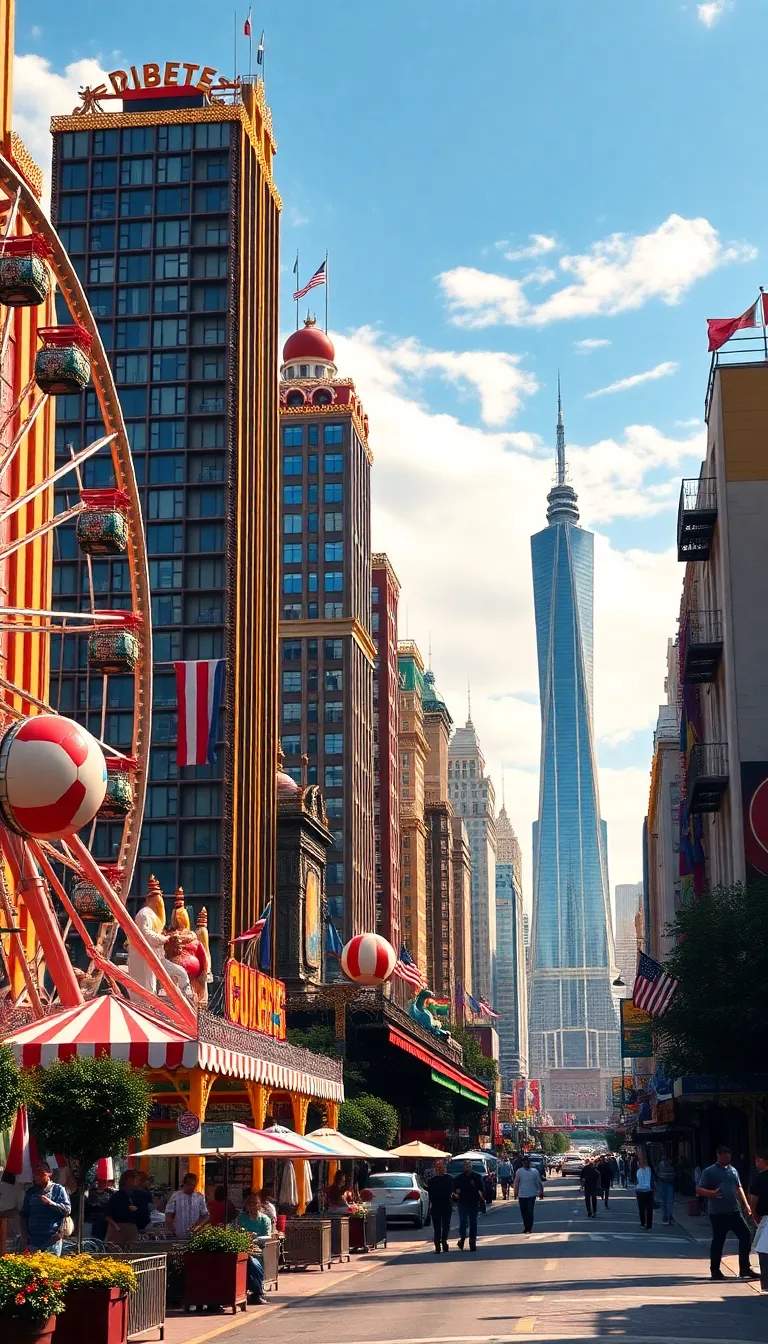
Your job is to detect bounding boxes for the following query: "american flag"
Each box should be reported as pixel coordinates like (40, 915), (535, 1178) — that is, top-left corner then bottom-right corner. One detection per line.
(232, 901), (271, 944)
(478, 996), (500, 1020)
(633, 951), (679, 1018)
(293, 260), (326, 301)
(392, 945), (426, 990)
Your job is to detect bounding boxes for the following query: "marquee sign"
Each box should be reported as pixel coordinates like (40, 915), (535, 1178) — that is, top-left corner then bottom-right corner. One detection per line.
(106, 63), (224, 95)
(224, 958), (286, 1041)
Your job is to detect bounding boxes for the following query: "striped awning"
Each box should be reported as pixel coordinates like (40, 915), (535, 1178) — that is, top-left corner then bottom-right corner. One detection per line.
(198, 1040), (344, 1101)
(3, 996), (199, 1069)
(388, 1026), (489, 1102)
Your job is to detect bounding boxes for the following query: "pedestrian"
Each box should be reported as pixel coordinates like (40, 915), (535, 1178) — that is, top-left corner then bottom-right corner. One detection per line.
(237, 1194), (270, 1304)
(635, 1149), (655, 1230)
(258, 1188), (278, 1222)
(656, 1153), (676, 1226)
(598, 1157), (612, 1207)
(165, 1171), (209, 1239)
(19, 1161), (71, 1255)
(106, 1170), (142, 1246)
(697, 1145), (759, 1282)
(609, 1154), (620, 1186)
(84, 1175), (112, 1242)
(427, 1159), (454, 1253)
(207, 1183), (237, 1227)
(498, 1155), (512, 1201)
(582, 1160), (601, 1218)
(616, 1154), (626, 1189)
(748, 1150), (768, 1292)
(513, 1155), (543, 1233)
(453, 1158), (485, 1252)
(132, 1170), (154, 1232)
(629, 1152), (639, 1184)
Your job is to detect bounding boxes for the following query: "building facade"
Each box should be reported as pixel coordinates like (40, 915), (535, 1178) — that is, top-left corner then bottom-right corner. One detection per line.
(397, 642), (429, 972)
(613, 881), (643, 993)
(528, 391), (618, 1120)
(49, 77), (281, 961)
(372, 554), (401, 949)
(494, 805), (528, 1087)
(422, 669), (455, 998)
(645, 636), (681, 963)
(450, 815), (473, 1013)
(448, 714), (497, 1004)
(278, 320), (375, 939)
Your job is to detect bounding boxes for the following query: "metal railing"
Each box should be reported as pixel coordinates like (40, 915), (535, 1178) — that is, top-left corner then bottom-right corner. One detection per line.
(92, 1252), (167, 1342)
(679, 476), (717, 516)
(688, 608), (723, 646)
(706, 329), (768, 422)
(688, 742), (729, 789)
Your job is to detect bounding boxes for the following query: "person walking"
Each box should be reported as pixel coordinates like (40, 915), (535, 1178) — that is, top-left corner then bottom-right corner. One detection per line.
(635, 1149), (655, 1230)
(427, 1159), (454, 1253)
(165, 1172), (209, 1239)
(453, 1159), (485, 1252)
(105, 1171), (142, 1246)
(498, 1156), (512, 1201)
(616, 1154), (627, 1189)
(513, 1155), (544, 1233)
(19, 1162), (71, 1255)
(598, 1157), (612, 1208)
(748, 1150), (768, 1292)
(582, 1160), (601, 1218)
(656, 1154), (676, 1226)
(697, 1145), (759, 1282)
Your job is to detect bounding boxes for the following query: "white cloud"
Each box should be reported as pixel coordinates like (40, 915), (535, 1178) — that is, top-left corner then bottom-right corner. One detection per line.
(30, 25), (43, 39)
(288, 206), (310, 227)
(574, 338), (612, 355)
(501, 233), (558, 262)
(13, 53), (110, 201)
(439, 214), (757, 328)
(585, 360), (679, 399)
(698, 1), (729, 26)
(331, 326), (700, 887)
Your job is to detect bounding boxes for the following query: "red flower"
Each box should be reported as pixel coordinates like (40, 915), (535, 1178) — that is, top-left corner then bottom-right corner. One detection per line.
(15, 1293), (25, 1305)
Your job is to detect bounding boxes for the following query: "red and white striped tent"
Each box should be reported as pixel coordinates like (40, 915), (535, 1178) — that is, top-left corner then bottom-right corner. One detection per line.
(3, 995), (198, 1069)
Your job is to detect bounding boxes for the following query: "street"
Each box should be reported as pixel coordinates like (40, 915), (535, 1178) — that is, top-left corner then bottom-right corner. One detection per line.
(204, 1178), (768, 1344)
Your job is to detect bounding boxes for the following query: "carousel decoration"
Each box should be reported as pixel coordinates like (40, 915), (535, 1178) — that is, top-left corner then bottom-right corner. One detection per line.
(340, 932), (397, 986)
(0, 715), (107, 839)
(166, 889), (211, 1007)
(75, 489), (130, 555)
(98, 756), (139, 819)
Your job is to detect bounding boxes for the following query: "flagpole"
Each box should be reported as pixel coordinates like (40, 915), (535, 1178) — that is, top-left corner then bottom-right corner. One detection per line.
(248, 8), (253, 77)
(233, 10), (237, 81)
(324, 249), (329, 334)
(295, 250), (300, 330)
(760, 287), (767, 361)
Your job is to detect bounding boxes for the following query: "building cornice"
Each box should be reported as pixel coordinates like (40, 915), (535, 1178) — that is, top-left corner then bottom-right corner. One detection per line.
(280, 401), (372, 464)
(278, 616), (376, 666)
(372, 552), (401, 593)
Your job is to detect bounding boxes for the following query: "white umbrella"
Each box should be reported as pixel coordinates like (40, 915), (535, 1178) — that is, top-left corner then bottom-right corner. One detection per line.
(308, 1126), (390, 1159)
(389, 1140), (450, 1158)
(135, 1123), (337, 1159)
(261, 1123), (349, 1158)
(279, 1160), (298, 1206)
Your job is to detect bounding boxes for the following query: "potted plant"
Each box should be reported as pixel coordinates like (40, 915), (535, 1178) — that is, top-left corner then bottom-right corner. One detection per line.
(0, 1253), (66, 1344)
(55, 1255), (136, 1344)
(347, 1201), (371, 1251)
(183, 1224), (251, 1314)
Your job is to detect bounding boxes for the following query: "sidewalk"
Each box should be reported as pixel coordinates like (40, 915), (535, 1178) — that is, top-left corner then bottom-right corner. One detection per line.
(134, 1230), (428, 1344)
(672, 1193), (763, 1294)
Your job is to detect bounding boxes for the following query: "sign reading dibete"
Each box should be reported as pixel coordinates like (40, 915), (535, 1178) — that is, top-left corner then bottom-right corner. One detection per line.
(224, 958), (286, 1040)
(106, 62), (223, 95)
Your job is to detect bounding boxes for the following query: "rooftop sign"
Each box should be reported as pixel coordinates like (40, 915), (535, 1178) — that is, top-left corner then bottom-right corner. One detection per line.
(107, 63), (222, 95)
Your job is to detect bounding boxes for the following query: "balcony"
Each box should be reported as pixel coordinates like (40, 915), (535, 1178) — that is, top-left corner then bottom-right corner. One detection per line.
(678, 477), (717, 562)
(683, 609), (724, 684)
(688, 743), (729, 814)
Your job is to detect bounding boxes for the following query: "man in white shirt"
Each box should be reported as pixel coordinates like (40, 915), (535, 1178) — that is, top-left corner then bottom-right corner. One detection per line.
(165, 1173), (209, 1239)
(513, 1156), (544, 1233)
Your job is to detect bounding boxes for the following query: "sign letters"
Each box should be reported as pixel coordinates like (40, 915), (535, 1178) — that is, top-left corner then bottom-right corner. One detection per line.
(107, 62), (222, 96)
(224, 958), (286, 1041)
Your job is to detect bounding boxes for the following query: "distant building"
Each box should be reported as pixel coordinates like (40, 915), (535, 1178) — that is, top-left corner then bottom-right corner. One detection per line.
(495, 805), (529, 1086)
(450, 816), (473, 1013)
(448, 713), (497, 1004)
(422, 668), (456, 999)
(614, 882), (643, 993)
(398, 641), (429, 973)
(372, 554), (401, 949)
(645, 639), (682, 962)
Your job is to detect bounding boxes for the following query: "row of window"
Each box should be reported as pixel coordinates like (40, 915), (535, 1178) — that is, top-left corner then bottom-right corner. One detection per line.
(88, 282), (228, 319)
(283, 453), (342, 475)
(61, 153), (228, 191)
(57, 419), (226, 456)
(59, 319), (225, 364)
(284, 512), (343, 534)
(283, 638), (344, 662)
(284, 425), (343, 447)
(86, 250), (227, 284)
(60, 217), (229, 254)
(59, 185), (229, 222)
(284, 602), (344, 620)
(284, 543), (343, 563)
(60, 123), (231, 159)
(57, 485), (225, 521)
(283, 701), (344, 723)
(283, 484), (342, 504)
(283, 669), (343, 691)
(283, 572), (343, 594)
(113, 351), (225, 383)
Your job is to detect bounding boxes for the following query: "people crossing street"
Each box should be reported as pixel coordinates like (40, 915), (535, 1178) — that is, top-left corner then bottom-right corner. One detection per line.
(427, 1159), (454, 1254)
(453, 1159), (485, 1252)
(696, 1146), (759, 1282)
(512, 1155), (544, 1233)
(634, 1149), (655, 1230)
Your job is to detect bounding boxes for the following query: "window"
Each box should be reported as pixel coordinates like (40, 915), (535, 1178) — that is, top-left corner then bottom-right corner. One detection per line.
(308, 513), (318, 533)
(117, 286), (149, 315)
(282, 735), (300, 756)
(149, 558), (183, 589)
(324, 639), (343, 661)
(187, 487), (225, 517)
(91, 158), (117, 188)
(149, 455), (184, 484)
(324, 512), (343, 533)
(324, 733), (343, 755)
(120, 188), (153, 217)
(150, 420), (185, 450)
(325, 766), (343, 789)
(283, 543), (302, 564)
(185, 593), (223, 624)
(193, 283), (227, 311)
(195, 153), (228, 180)
(181, 783), (221, 817)
(324, 542), (343, 562)
(195, 122), (230, 149)
(115, 353), (148, 383)
(180, 817), (220, 853)
(283, 485), (302, 504)
(152, 593), (182, 625)
(118, 253), (150, 282)
(189, 421), (225, 449)
(118, 220), (151, 250)
(308, 572), (318, 592)
(190, 455), (225, 484)
(60, 194), (87, 222)
(193, 317), (226, 346)
(155, 218), (190, 247)
(158, 124), (192, 152)
(283, 603), (302, 620)
(155, 284), (188, 313)
(283, 702), (302, 723)
(191, 351), (225, 380)
(88, 256), (115, 284)
(186, 558), (225, 588)
(60, 225), (86, 253)
(114, 319), (148, 349)
(308, 483), (318, 503)
(139, 822), (177, 857)
(148, 488), (184, 520)
(308, 543), (318, 563)
(308, 425), (319, 446)
(153, 317), (188, 347)
(93, 129), (118, 156)
(125, 422), (147, 451)
(325, 668), (343, 690)
(194, 250), (228, 278)
(324, 571), (343, 592)
(283, 640), (302, 661)
(153, 631), (181, 661)
(283, 455), (302, 476)
(324, 425), (343, 445)
(194, 185), (229, 212)
(146, 785), (178, 818)
(324, 483), (343, 503)
(122, 127), (154, 153)
(193, 218), (230, 246)
(283, 574), (302, 594)
(61, 130), (88, 159)
(151, 386), (186, 416)
(155, 251), (189, 280)
(283, 426), (303, 447)
(62, 162), (88, 190)
(324, 602), (342, 618)
(118, 388), (147, 416)
(324, 453), (343, 473)
(283, 671), (301, 692)
(152, 351), (187, 381)
(157, 154), (190, 183)
(187, 523), (225, 552)
(150, 749), (178, 781)
(325, 701), (343, 723)
(157, 186), (190, 214)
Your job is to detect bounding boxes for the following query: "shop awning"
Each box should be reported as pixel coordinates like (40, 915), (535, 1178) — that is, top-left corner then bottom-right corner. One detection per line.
(3, 996), (199, 1069)
(197, 1040), (344, 1100)
(387, 1027), (488, 1103)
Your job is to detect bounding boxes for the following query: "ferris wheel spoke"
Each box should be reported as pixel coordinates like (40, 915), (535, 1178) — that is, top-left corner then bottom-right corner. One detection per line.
(0, 844), (44, 1016)
(0, 500), (85, 565)
(0, 388), (48, 483)
(0, 373), (38, 440)
(0, 431), (115, 531)
(0, 186), (21, 246)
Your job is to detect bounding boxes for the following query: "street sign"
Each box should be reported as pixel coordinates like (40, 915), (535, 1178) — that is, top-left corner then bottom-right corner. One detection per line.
(620, 1000), (653, 1057)
(177, 1111), (200, 1137)
(201, 1121), (234, 1149)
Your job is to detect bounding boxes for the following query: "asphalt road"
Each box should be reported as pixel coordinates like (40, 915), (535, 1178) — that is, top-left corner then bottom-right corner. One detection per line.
(215, 1176), (768, 1343)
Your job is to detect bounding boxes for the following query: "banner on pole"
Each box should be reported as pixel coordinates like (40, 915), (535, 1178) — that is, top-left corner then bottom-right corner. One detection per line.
(621, 999), (653, 1057)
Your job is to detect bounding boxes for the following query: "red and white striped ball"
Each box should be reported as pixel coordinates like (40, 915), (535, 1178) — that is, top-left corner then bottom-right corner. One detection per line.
(341, 933), (397, 985)
(0, 715), (107, 840)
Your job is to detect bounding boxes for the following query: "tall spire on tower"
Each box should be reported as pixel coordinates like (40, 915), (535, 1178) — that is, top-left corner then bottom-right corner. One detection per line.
(546, 374), (579, 526)
(556, 371), (566, 487)
(467, 677), (473, 727)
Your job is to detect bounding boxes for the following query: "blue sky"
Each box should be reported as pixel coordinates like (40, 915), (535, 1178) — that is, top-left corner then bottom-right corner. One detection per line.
(14, 0), (765, 899)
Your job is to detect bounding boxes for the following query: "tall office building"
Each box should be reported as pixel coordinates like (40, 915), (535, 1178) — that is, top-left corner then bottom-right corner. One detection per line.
(278, 320), (375, 938)
(423, 668), (455, 999)
(372, 554), (401, 948)
(398, 641), (429, 972)
(448, 712), (497, 1004)
(645, 638), (681, 961)
(614, 881), (643, 993)
(495, 805), (528, 1087)
(50, 76), (281, 960)
(450, 815), (473, 1013)
(529, 389), (618, 1120)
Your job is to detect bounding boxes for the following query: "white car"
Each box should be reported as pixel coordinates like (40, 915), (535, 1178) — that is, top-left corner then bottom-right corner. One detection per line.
(366, 1172), (430, 1226)
(561, 1154), (585, 1176)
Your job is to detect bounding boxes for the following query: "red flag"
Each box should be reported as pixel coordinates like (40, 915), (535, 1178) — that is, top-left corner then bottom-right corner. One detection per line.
(243, 16), (252, 36)
(707, 301), (757, 352)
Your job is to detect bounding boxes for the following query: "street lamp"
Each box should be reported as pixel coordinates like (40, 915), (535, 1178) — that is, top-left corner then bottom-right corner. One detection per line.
(613, 975), (625, 987)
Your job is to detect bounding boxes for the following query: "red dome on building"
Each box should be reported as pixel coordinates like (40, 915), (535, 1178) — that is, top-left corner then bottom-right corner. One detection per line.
(283, 317), (335, 367)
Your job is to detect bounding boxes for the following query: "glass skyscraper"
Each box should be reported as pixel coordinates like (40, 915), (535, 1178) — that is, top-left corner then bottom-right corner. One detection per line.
(528, 389), (618, 1119)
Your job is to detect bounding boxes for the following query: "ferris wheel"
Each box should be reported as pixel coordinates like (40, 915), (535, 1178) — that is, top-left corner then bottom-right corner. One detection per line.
(0, 149), (161, 1026)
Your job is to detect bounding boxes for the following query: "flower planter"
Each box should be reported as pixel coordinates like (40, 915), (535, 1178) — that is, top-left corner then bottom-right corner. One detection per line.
(1, 1318), (57, 1344)
(182, 1252), (247, 1314)
(56, 1287), (128, 1344)
(348, 1217), (369, 1252)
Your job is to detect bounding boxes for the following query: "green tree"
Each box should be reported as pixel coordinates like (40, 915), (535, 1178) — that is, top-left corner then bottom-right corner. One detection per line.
(655, 882), (768, 1077)
(337, 1099), (373, 1142)
(602, 1130), (625, 1153)
(539, 1130), (570, 1156)
(354, 1094), (398, 1149)
(450, 1027), (498, 1086)
(0, 1044), (22, 1134)
(27, 1056), (151, 1247)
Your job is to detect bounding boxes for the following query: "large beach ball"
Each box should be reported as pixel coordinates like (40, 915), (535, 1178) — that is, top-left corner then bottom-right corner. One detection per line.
(0, 715), (107, 839)
(341, 932), (397, 985)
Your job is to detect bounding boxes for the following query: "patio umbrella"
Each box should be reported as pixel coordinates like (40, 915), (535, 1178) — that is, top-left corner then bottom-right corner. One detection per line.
(261, 1123), (344, 1157)
(389, 1140), (450, 1158)
(279, 1160), (298, 1206)
(308, 1126), (390, 1159)
(135, 1123), (337, 1159)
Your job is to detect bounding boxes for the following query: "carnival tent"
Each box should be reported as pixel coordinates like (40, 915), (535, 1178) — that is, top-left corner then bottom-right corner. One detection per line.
(2, 996), (199, 1069)
(308, 1126), (390, 1159)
